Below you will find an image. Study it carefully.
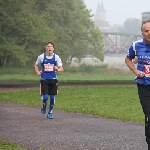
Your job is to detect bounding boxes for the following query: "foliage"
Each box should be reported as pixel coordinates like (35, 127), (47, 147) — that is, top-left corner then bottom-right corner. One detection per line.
(0, 0), (54, 67)
(0, 0), (104, 67)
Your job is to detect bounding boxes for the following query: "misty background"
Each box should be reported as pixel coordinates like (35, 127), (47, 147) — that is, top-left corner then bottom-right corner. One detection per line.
(82, 0), (150, 70)
(84, 0), (150, 25)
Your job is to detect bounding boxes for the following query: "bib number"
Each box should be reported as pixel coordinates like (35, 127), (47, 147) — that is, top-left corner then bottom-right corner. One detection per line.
(144, 65), (150, 77)
(44, 64), (54, 71)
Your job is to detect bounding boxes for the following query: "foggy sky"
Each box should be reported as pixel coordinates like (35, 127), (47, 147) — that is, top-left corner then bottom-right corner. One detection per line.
(84, 0), (150, 25)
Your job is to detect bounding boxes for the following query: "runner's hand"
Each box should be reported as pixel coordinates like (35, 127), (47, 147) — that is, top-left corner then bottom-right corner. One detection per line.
(134, 70), (144, 78)
(36, 71), (42, 76)
(53, 66), (58, 71)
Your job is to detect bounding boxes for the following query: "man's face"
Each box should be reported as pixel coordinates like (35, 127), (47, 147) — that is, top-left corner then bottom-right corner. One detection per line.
(142, 22), (150, 44)
(46, 43), (54, 55)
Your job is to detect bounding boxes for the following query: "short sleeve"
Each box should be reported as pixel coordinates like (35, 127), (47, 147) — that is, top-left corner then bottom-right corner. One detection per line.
(55, 55), (63, 66)
(35, 53), (44, 65)
(126, 44), (135, 59)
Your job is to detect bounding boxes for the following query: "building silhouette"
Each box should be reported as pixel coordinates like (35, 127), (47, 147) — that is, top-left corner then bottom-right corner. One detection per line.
(94, 1), (120, 33)
(94, 1), (110, 31)
(94, 1), (121, 53)
(142, 12), (150, 21)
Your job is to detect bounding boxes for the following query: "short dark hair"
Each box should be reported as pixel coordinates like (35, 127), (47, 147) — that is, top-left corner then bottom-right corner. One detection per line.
(46, 42), (54, 48)
(141, 19), (150, 31)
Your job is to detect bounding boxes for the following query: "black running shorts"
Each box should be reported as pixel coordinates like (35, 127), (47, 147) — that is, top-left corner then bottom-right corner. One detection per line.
(40, 79), (58, 95)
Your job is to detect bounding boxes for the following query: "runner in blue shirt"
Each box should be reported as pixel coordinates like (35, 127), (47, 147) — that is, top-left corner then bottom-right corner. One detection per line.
(34, 42), (64, 119)
(125, 20), (150, 149)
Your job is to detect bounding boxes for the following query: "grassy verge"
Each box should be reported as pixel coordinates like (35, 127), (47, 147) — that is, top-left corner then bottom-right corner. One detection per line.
(0, 73), (135, 82)
(0, 86), (144, 123)
(0, 140), (45, 150)
(0, 141), (28, 150)
(0, 66), (135, 82)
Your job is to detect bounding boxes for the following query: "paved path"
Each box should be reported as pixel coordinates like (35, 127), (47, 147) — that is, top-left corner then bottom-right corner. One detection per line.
(0, 101), (148, 150)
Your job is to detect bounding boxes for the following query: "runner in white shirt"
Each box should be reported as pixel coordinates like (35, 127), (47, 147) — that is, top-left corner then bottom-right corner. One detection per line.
(34, 42), (63, 119)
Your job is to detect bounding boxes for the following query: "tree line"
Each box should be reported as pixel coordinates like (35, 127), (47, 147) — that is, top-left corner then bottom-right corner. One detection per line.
(0, 0), (104, 67)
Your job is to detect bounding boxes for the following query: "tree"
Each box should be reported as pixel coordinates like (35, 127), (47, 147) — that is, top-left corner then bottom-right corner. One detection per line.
(0, 0), (104, 67)
(0, 0), (54, 67)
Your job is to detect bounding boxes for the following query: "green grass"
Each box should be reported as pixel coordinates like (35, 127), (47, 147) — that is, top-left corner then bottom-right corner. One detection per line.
(0, 73), (135, 82)
(0, 140), (45, 150)
(0, 66), (135, 82)
(0, 141), (28, 150)
(57, 74), (135, 81)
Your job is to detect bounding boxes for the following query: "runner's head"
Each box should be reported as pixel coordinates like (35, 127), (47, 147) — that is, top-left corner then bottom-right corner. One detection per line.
(45, 42), (55, 56)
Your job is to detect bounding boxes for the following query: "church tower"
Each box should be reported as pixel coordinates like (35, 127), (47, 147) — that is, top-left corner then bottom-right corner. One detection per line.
(94, 1), (106, 22)
(94, 1), (109, 31)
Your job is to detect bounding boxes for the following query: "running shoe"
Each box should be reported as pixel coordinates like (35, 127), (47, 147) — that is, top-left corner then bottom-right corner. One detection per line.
(41, 108), (46, 114)
(47, 113), (53, 119)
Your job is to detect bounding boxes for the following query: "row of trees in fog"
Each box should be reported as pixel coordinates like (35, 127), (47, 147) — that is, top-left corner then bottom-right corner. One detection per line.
(0, 0), (104, 67)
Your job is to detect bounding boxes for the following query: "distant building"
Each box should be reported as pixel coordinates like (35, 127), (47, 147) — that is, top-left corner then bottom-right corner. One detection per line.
(142, 12), (150, 21)
(94, 1), (121, 52)
(94, 2), (110, 31)
(94, 1), (119, 33)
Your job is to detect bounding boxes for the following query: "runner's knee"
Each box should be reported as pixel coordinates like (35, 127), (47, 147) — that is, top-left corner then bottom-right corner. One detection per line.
(41, 94), (48, 102)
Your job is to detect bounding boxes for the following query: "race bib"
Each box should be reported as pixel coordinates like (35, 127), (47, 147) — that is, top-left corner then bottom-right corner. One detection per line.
(144, 65), (150, 77)
(44, 64), (54, 71)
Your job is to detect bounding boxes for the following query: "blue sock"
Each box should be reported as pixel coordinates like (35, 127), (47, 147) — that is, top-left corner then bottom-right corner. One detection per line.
(48, 95), (55, 114)
(41, 94), (48, 109)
